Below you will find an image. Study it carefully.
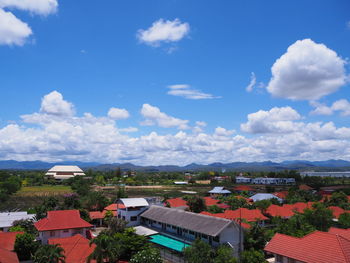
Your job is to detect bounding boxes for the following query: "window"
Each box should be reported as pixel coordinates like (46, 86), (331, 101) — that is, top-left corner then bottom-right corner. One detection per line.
(50, 231), (55, 237)
(183, 229), (188, 233)
(63, 229), (69, 233)
(189, 231), (194, 235)
(122, 216), (126, 220)
(213, 236), (220, 242)
(287, 258), (296, 263)
(201, 234), (208, 239)
(130, 216), (137, 221)
(276, 255), (283, 263)
(172, 226), (177, 230)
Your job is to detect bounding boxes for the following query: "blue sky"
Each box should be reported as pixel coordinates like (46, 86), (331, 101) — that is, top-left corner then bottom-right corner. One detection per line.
(0, 0), (349, 165)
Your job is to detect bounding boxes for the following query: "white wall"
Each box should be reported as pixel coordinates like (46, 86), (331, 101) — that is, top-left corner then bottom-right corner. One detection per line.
(39, 228), (88, 244)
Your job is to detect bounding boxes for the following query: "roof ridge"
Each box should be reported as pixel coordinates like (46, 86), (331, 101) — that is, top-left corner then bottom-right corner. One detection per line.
(335, 234), (350, 263)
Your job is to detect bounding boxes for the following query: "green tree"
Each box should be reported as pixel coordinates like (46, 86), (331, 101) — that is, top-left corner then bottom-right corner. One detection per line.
(88, 233), (123, 263)
(105, 216), (127, 234)
(130, 247), (162, 263)
(327, 191), (349, 209)
(62, 193), (81, 209)
(14, 233), (39, 261)
(338, 212), (350, 229)
(33, 244), (65, 263)
(214, 246), (237, 263)
(9, 225), (25, 232)
(226, 196), (247, 210)
(207, 205), (224, 214)
(240, 249), (267, 263)
(12, 218), (37, 235)
(303, 203), (333, 231)
(84, 191), (109, 211)
(184, 238), (214, 263)
(114, 228), (149, 260)
(244, 222), (269, 250)
(253, 199), (272, 213)
(187, 196), (207, 213)
(273, 214), (315, 237)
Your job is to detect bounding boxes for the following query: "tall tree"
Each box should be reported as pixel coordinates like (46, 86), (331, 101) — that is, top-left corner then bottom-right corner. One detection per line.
(184, 238), (214, 263)
(240, 249), (267, 263)
(88, 233), (123, 263)
(213, 246), (237, 263)
(187, 196), (207, 213)
(14, 233), (39, 261)
(33, 244), (65, 263)
(130, 247), (162, 263)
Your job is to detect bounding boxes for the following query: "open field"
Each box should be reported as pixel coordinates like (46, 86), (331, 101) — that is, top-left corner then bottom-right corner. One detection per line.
(18, 185), (72, 195)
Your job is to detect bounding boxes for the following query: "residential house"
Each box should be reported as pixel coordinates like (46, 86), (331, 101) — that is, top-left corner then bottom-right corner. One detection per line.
(0, 232), (22, 263)
(34, 210), (92, 244)
(249, 193), (282, 203)
(266, 205), (294, 219)
(140, 206), (244, 257)
(117, 198), (149, 227)
(45, 165), (85, 180)
(265, 229), (350, 263)
(208, 187), (231, 197)
(89, 203), (120, 227)
(0, 211), (35, 232)
(49, 234), (96, 263)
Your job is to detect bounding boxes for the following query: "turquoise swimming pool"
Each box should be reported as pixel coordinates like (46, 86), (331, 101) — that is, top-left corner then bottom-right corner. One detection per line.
(149, 234), (190, 252)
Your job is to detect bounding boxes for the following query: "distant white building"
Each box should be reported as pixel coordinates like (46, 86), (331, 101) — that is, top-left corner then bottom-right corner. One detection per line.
(250, 193), (282, 203)
(45, 165), (85, 180)
(300, 171), (350, 178)
(0, 212), (35, 232)
(208, 187), (231, 196)
(251, 177), (295, 185)
(117, 198), (149, 227)
(235, 176), (252, 184)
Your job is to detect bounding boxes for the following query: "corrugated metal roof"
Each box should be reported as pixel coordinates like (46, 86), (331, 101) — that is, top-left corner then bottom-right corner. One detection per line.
(141, 206), (236, 237)
(0, 212), (35, 228)
(250, 193), (281, 202)
(119, 198), (149, 207)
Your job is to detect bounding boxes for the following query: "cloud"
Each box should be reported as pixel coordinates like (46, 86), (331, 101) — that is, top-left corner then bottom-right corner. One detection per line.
(0, 8), (32, 45)
(267, 39), (346, 100)
(167, 84), (221, 100)
(140, 103), (189, 129)
(310, 99), (350, 116)
(137, 18), (189, 46)
(39, 91), (75, 116)
(108, 107), (130, 120)
(241, 106), (302, 134)
(0, 0), (58, 15)
(2, 92), (350, 165)
(246, 72), (256, 92)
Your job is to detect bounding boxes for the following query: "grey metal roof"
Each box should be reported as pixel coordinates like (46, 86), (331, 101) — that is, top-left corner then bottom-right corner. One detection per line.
(209, 187), (231, 194)
(140, 206), (235, 237)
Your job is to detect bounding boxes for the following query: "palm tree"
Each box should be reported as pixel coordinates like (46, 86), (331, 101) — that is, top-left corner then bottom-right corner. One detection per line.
(87, 233), (123, 263)
(33, 244), (65, 263)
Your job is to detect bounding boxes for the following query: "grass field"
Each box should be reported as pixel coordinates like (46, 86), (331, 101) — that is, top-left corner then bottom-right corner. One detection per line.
(19, 185), (72, 195)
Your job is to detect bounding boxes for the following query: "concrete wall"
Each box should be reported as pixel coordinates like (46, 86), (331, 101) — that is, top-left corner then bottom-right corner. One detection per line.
(39, 228), (88, 244)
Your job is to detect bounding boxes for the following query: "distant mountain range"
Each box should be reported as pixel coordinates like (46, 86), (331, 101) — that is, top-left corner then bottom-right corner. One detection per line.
(0, 159), (350, 172)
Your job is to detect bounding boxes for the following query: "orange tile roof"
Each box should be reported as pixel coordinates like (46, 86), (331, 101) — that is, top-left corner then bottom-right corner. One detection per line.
(35, 210), (92, 231)
(266, 204), (294, 218)
(273, 191), (288, 199)
(265, 231), (350, 263)
(329, 227), (350, 239)
(0, 232), (23, 251)
(282, 202), (314, 213)
(203, 197), (220, 206)
(233, 185), (254, 191)
(49, 234), (95, 263)
(104, 203), (125, 210)
(165, 198), (188, 208)
(329, 206), (349, 219)
(299, 184), (313, 191)
(0, 248), (19, 263)
(89, 210), (117, 220)
(223, 208), (268, 222)
(200, 211), (251, 229)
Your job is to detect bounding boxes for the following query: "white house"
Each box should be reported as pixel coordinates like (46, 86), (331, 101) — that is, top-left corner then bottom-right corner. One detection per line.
(208, 187), (231, 196)
(117, 198), (149, 227)
(45, 165), (85, 180)
(140, 206), (244, 257)
(0, 212), (35, 232)
(235, 176), (252, 184)
(34, 210), (92, 244)
(250, 193), (282, 203)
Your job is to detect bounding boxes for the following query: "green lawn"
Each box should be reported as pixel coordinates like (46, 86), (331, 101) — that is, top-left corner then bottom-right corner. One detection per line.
(19, 185), (72, 194)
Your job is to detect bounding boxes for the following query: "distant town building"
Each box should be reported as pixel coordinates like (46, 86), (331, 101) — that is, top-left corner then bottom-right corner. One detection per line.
(45, 165), (85, 180)
(300, 171), (350, 178)
(0, 211), (35, 232)
(34, 210), (92, 244)
(235, 176), (252, 184)
(140, 206), (243, 257)
(251, 177), (295, 185)
(249, 193), (282, 203)
(208, 186), (231, 197)
(117, 198), (149, 227)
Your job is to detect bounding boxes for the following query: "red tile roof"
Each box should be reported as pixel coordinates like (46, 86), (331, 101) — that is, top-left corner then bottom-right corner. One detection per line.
(49, 234), (95, 263)
(0, 232), (23, 251)
(265, 231), (350, 263)
(165, 198), (188, 208)
(329, 227), (350, 240)
(282, 202), (314, 213)
(329, 206), (349, 219)
(203, 197), (219, 206)
(273, 191), (288, 199)
(200, 211), (251, 229)
(104, 203), (125, 210)
(299, 184), (313, 191)
(0, 248), (19, 263)
(266, 204), (294, 219)
(224, 208), (268, 222)
(89, 210), (117, 220)
(35, 210), (92, 231)
(233, 185), (254, 191)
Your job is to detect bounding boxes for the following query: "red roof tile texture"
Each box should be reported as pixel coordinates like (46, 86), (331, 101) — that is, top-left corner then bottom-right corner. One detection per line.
(201, 208), (268, 222)
(233, 185), (254, 191)
(265, 230), (350, 263)
(273, 191), (288, 199)
(165, 198), (188, 208)
(0, 248), (19, 263)
(0, 232), (22, 251)
(35, 210), (92, 231)
(329, 206), (349, 219)
(49, 234), (95, 263)
(266, 204), (294, 218)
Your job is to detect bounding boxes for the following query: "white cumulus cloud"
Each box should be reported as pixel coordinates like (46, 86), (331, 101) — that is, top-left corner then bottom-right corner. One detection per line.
(241, 106), (302, 134)
(0, 0), (58, 15)
(140, 103), (189, 130)
(267, 39), (346, 100)
(39, 91), (75, 116)
(137, 18), (189, 46)
(0, 8), (32, 45)
(167, 84), (220, 100)
(310, 99), (350, 116)
(108, 107), (130, 120)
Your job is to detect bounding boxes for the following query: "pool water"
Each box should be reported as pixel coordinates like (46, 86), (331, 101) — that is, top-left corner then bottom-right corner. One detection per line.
(149, 234), (190, 252)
